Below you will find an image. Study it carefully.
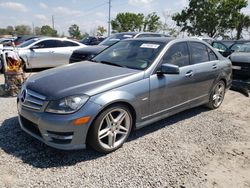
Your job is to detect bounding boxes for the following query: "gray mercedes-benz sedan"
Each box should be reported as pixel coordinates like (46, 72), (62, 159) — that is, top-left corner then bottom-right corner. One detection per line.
(17, 37), (232, 153)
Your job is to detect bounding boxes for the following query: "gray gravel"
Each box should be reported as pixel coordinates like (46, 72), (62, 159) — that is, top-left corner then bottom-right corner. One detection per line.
(0, 73), (249, 188)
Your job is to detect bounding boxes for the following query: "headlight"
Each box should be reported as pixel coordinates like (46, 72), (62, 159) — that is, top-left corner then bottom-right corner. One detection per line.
(46, 95), (89, 114)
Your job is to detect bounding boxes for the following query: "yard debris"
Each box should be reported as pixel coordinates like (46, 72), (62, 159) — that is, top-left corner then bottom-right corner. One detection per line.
(0, 51), (25, 97)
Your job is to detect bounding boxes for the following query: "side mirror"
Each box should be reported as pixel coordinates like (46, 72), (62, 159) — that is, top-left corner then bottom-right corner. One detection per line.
(157, 64), (180, 75)
(30, 45), (40, 50)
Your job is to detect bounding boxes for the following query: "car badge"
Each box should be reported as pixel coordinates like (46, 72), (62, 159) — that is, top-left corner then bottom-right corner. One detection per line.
(21, 89), (27, 103)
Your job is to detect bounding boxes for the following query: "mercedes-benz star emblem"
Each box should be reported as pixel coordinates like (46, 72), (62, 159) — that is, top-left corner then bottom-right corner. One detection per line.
(21, 89), (27, 103)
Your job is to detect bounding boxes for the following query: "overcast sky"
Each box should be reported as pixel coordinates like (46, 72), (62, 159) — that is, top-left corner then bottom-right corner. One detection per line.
(1, 0), (250, 36)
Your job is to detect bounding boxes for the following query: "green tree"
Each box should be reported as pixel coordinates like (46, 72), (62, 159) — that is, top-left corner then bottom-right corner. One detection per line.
(68, 24), (81, 39)
(41, 25), (57, 37)
(143, 12), (161, 32)
(172, 0), (248, 38)
(15, 25), (32, 35)
(97, 26), (107, 36)
(6, 26), (14, 35)
(235, 13), (250, 39)
(111, 12), (144, 32)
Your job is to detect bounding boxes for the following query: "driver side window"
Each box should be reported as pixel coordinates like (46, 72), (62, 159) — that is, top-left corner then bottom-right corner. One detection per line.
(162, 42), (190, 67)
(34, 40), (59, 49)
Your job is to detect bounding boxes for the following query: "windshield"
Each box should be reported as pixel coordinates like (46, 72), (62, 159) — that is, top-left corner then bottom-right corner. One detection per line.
(234, 43), (250, 52)
(99, 33), (136, 46)
(17, 38), (39, 48)
(93, 40), (165, 70)
(80, 37), (92, 44)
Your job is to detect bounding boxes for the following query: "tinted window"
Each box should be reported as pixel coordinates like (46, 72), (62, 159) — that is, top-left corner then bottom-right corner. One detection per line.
(208, 48), (218, 61)
(137, 34), (162, 38)
(60, 40), (79, 47)
(190, 42), (209, 64)
(35, 40), (59, 48)
(162, 42), (189, 67)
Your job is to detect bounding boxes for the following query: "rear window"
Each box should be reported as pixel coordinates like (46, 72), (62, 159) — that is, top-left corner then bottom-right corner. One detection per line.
(190, 42), (209, 64)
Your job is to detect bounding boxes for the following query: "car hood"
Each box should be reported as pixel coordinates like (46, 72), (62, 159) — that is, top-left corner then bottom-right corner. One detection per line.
(25, 61), (142, 100)
(230, 52), (250, 63)
(73, 45), (107, 55)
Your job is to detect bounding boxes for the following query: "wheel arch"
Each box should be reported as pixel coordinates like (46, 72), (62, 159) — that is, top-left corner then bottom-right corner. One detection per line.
(86, 101), (137, 145)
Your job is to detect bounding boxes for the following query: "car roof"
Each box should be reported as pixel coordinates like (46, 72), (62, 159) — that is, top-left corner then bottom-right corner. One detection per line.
(125, 37), (209, 44)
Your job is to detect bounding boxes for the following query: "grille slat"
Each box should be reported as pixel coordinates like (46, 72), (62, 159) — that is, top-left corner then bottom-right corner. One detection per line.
(21, 89), (46, 111)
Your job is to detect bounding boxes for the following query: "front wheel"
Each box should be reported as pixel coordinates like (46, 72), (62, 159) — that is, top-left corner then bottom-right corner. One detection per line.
(206, 80), (226, 109)
(88, 104), (133, 153)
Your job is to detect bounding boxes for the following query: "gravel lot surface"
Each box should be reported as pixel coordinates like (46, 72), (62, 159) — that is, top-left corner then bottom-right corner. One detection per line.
(0, 73), (249, 188)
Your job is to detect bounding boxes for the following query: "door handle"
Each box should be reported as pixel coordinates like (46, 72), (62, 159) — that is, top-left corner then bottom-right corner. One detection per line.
(212, 64), (217, 69)
(185, 70), (193, 77)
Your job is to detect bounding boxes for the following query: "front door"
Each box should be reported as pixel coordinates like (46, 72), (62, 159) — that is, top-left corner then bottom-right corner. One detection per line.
(149, 42), (195, 116)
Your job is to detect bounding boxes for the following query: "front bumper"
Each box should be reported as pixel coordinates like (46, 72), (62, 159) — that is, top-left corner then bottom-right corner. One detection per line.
(232, 62), (250, 79)
(17, 96), (101, 150)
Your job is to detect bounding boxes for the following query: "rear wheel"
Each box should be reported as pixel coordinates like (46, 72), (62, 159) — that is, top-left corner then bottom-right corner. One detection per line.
(88, 104), (133, 153)
(206, 80), (225, 109)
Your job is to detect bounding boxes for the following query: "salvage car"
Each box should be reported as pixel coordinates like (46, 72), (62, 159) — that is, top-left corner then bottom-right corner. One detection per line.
(69, 32), (167, 63)
(212, 40), (250, 57)
(6, 37), (86, 69)
(229, 42), (250, 79)
(17, 38), (232, 153)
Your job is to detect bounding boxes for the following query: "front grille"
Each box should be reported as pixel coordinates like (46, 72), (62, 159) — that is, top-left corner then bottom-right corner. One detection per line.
(21, 89), (46, 111)
(232, 62), (250, 79)
(232, 62), (250, 71)
(20, 116), (42, 137)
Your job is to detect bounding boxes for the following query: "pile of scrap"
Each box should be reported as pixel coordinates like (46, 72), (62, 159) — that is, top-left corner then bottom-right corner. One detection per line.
(0, 51), (25, 96)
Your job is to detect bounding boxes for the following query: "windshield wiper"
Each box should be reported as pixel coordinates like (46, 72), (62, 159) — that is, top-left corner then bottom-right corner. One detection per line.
(99, 61), (125, 68)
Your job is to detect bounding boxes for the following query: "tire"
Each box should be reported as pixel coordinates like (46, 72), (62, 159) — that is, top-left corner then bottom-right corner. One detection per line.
(88, 104), (133, 153)
(206, 80), (226, 109)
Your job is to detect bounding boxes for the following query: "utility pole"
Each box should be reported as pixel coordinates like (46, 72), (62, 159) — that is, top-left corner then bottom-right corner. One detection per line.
(52, 15), (55, 30)
(32, 22), (35, 35)
(108, 0), (111, 36)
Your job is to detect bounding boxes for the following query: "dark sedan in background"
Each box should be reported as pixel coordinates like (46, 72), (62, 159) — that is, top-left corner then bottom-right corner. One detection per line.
(79, 36), (105, 45)
(18, 37), (232, 153)
(229, 42), (250, 80)
(69, 32), (168, 63)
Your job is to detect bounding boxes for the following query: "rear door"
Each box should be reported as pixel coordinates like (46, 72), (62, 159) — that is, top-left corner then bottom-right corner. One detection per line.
(149, 42), (196, 116)
(188, 42), (220, 100)
(52, 40), (81, 66)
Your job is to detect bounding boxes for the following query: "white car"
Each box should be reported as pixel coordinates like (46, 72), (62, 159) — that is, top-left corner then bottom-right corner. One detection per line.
(7, 37), (86, 69)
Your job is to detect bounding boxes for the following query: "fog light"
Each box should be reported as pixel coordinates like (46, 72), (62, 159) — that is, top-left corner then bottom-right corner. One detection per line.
(73, 116), (91, 125)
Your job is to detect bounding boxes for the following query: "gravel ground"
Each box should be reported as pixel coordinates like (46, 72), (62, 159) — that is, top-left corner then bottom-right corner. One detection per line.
(0, 73), (249, 188)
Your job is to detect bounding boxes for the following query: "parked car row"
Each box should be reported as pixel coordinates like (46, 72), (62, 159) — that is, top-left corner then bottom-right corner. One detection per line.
(1, 33), (249, 80)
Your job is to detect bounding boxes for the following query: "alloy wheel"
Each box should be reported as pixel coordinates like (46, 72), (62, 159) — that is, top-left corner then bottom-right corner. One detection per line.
(212, 82), (225, 108)
(98, 108), (132, 150)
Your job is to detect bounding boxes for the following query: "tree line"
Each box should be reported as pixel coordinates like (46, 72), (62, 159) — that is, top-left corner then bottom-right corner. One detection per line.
(0, 0), (249, 40)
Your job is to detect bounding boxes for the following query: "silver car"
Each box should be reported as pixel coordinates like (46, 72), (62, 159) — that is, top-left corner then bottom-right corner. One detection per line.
(17, 38), (232, 153)
(10, 37), (86, 69)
